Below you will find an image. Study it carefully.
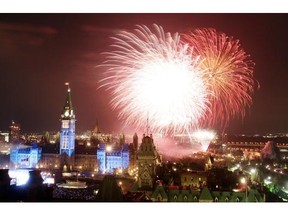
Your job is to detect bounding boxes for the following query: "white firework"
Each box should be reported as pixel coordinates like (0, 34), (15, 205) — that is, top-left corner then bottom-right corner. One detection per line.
(99, 24), (210, 134)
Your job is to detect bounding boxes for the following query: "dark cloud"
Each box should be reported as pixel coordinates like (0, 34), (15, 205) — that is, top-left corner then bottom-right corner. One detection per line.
(81, 24), (120, 34)
(0, 21), (58, 58)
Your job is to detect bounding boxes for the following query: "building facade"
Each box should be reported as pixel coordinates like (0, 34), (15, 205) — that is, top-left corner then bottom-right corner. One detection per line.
(59, 83), (76, 171)
(10, 144), (42, 169)
(137, 134), (160, 190)
(97, 143), (130, 174)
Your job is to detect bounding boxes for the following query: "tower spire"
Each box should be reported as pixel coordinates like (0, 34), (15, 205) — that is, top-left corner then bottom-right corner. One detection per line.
(62, 82), (73, 118)
(146, 112), (150, 136)
(60, 82), (76, 172)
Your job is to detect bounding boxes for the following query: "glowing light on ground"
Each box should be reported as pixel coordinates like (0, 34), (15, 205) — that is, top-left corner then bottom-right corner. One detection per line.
(8, 169), (30, 186)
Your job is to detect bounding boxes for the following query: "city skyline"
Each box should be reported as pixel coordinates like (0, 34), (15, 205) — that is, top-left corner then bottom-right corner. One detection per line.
(1, 13), (288, 135)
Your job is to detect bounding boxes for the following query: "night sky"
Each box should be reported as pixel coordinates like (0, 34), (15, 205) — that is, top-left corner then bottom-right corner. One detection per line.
(1, 13), (288, 135)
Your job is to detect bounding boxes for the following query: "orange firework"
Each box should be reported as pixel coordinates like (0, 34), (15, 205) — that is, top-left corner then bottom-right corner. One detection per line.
(182, 28), (259, 132)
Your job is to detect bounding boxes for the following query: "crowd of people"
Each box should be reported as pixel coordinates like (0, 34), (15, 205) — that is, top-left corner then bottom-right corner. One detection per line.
(52, 187), (97, 201)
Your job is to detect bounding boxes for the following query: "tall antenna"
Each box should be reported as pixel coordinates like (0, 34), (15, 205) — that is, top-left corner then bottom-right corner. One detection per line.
(65, 82), (70, 92)
(146, 112), (150, 136)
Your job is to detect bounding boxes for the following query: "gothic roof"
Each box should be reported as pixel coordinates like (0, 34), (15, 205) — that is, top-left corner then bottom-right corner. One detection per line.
(124, 191), (152, 202)
(199, 187), (213, 201)
(167, 188), (200, 202)
(95, 175), (124, 201)
(151, 185), (168, 200)
(148, 186), (265, 202)
(138, 135), (158, 157)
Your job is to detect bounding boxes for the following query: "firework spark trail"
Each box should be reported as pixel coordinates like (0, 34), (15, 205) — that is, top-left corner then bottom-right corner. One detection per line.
(182, 28), (259, 132)
(99, 24), (210, 135)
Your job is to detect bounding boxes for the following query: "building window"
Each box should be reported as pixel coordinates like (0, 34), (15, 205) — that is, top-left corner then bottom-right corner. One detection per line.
(174, 195), (177, 201)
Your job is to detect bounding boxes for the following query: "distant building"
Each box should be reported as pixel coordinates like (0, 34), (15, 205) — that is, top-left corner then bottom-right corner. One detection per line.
(59, 83), (76, 172)
(0, 132), (9, 142)
(10, 144), (42, 169)
(9, 121), (21, 143)
(7, 84), (136, 174)
(39, 143), (98, 171)
(180, 171), (208, 188)
(97, 143), (130, 174)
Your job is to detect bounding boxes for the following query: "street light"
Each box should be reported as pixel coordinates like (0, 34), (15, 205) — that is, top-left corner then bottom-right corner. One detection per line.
(250, 168), (256, 174)
(240, 177), (248, 202)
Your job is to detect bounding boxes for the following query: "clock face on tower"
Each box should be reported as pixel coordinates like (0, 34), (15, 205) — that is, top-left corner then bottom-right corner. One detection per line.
(64, 110), (69, 117)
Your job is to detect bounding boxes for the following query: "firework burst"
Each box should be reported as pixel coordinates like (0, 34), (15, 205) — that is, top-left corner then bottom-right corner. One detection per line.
(99, 24), (210, 134)
(182, 28), (259, 131)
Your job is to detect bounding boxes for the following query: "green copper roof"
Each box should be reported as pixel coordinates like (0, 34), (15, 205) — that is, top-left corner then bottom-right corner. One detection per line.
(95, 175), (123, 201)
(230, 192), (245, 202)
(219, 191), (232, 202)
(150, 187), (264, 202)
(247, 188), (264, 202)
(199, 187), (214, 201)
(151, 185), (168, 199)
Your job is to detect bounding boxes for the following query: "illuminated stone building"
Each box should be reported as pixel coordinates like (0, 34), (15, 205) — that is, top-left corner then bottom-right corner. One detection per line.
(59, 83), (76, 171)
(137, 134), (160, 190)
(7, 84), (135, 174)
(74, 145), (98, 172)
(97, 143), (130, 174)
(10, 143), (42, 169)
(180, 171), (208, 188)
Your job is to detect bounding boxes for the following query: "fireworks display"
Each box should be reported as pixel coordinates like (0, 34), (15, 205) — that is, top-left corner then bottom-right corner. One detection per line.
(99, 24), (209, 134)
(182, 28), (259, 131)
(99, 24), (259, 138)
(190, 129), (216, 152)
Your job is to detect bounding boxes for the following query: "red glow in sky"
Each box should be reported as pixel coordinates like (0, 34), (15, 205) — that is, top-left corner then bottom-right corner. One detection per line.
(0, 13), (288, 135)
